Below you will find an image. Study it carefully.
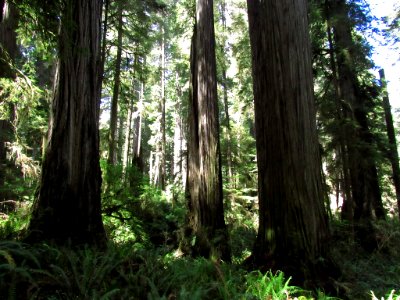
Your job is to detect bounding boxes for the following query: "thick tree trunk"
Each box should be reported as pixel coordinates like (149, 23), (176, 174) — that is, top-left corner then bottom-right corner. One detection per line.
(0, 120), (10, 199)
(247, 0), (336, 285)
(380, 69), (400, 220)
(0, 0), (17, 201)
(27, 0), (106, 247)
(107, 1), (123, 165)
(0, 0), (17, 78)
(186, 0), (230, 261)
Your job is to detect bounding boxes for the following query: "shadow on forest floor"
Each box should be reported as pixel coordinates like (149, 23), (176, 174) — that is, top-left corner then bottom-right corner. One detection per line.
(330, 219), (400, 299)
(0, 197), (400, 299)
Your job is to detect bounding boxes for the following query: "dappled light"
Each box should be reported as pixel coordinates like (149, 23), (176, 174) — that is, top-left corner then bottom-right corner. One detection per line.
(1, 0), (400, 299)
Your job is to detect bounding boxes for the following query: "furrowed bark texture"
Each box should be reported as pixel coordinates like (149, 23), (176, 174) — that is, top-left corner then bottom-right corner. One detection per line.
(247, 0), (332, 281)
(187, 0), (230, 261)
(0, 0), (16, 78)
(0, 0), (17, 200)
(28, 0), (106, 246)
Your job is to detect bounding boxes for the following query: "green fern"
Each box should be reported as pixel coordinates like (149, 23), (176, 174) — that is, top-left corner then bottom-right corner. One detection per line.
(0, 249), (16, 268)
(245, 270), (300, 300)
(371, 290), (400, 300)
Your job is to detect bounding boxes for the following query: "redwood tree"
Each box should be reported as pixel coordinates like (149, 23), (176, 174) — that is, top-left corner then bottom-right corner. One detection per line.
(186, 0), (230, 261)
(107, 0), (123, 166)
(247, 0), (336, 284)
(326, 0), (384, 224)
(0, 0), (17, 201)
(27, 0), (106, 246)
(379, 69), (400, 219)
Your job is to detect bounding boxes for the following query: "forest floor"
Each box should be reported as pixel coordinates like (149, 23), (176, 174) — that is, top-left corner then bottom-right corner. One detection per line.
(329, 219), (400, 299)
(0, 195), (399, 299)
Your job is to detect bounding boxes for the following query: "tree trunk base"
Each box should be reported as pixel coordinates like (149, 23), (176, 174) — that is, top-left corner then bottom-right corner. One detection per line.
(178, 225), (231, 262)
(242, 251), (342, 297)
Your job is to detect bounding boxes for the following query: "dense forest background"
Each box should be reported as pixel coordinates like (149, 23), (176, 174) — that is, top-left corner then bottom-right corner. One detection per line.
(1, 0), (400, 299)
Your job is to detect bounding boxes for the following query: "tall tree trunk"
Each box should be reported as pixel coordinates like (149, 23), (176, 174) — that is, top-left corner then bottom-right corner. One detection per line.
(117, 108), (125, 163)
(27, 0), (106, 247)
(186, 0), (230, 261)
(173, 74), (186, 188)
(328, 0), (383, 223)
(247, 0), (336, 286)
(0, 0), (17, 201)
(173, 95), (182, 183)
(0, 0), (17, 78)
(123, 80), (135, 172)
(122, 106), (132, 170)
(151, 26), (166, 189)
(218, 0), (233, 186)
(0, 0), (4, 23)
(107, 1), (123, 165)
(99, 0), (109, 97)
(221, 69), (233, 185)
(132, 80), (144, 173)
(325, 14), (353, 219)
(160, 24), (166, 189)
(380, 69), (400, 220)
(325, 0), (383, 252)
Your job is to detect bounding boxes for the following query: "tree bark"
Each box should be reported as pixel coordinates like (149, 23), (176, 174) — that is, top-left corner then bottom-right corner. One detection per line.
(221, 69), (233, 185)
(247, 0), (336, 285)
(218, 0), (233, 186)
(27, 0), (106, 247)
(186, 0), (230, 261)
(100, 0), (109, 72)
(107, 1), (123, 165)
(117, 107), (126, 163)
(0, 0), (17, 78)
(379, 69), (400, 220)
(150, 26), (167, 189)
(98, 0), (109, 107)
(0, 0), (17, 201)
(159, 23), (166, 189)
(132, 80), (144, 173)
(325, 13), (353, 219)
(328, 0), (384, 223)
(122, 106), (132, 170)
(123, 79), (136, 172)
(173, 73), (186, 188)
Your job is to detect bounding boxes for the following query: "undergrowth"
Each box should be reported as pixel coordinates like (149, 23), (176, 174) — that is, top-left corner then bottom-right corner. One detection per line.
(0, 240), (337, 299)
(330, 218), (400, 300)
(0, 164), (399, 299)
